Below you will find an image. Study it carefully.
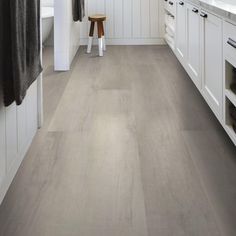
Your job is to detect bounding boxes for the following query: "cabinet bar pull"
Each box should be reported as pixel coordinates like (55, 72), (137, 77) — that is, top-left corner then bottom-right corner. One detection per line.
(179, 1), (184, 5)
(192, 8), (198, 13)
(200, 12), (207, 18)
(169, 1), (174, 5)
(227, 38), (236, 49)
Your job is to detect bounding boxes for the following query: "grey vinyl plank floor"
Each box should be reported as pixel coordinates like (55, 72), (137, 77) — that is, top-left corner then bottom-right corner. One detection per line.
(0, 46), (236, 236)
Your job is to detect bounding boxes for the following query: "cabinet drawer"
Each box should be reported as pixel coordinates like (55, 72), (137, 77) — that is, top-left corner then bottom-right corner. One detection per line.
(164, 0), (176, 16)
(224, 21), (236, 57)
(164, 0), (168, 10)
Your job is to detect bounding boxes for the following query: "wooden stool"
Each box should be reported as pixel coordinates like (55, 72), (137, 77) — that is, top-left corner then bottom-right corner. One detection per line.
(87, 14), (106, 57)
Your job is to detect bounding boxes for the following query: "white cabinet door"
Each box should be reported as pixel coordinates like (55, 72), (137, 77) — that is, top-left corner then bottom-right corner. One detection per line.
(201, 11), (223, 119)
(186, 3), (201, 88)
(176, 1), (186, 63)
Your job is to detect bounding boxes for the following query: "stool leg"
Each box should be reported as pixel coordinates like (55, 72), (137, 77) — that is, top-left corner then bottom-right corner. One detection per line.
(87, 21), (95, 54)
(97, 22), (103, 57)
(101, 22), (106, 51)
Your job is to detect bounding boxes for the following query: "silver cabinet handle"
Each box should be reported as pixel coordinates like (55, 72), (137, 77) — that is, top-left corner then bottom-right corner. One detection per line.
(200, 12), (207, 18)
(227, 38), (236, 49)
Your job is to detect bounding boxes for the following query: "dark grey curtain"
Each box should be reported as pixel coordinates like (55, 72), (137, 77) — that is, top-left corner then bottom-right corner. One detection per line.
(72, 0), (85, 22)
(0, 0), (42, 106)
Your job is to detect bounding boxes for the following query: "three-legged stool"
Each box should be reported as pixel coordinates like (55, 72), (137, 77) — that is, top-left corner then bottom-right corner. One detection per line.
(87, 14), (106, 57)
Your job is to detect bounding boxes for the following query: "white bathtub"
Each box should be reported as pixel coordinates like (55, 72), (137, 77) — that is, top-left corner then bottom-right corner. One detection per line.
(42, 7), (54, 43)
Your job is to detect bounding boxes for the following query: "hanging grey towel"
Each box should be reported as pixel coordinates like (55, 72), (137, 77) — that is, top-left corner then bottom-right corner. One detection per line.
(73, 0), (85, 22)
(0, 0), (42, 106)
(0, 0), (15, 106)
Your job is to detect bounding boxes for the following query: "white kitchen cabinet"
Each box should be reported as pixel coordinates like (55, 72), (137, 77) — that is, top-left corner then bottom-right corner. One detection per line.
(176, 0), (186, 63)
(173, 0), (236, 144)
(201, 11), (223, 119)
(223, 21), (236, 144)
(186, 3), (201, 89)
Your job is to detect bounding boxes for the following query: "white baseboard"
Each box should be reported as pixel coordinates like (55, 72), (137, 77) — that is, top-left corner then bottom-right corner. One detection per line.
(80, 38), (166, 46)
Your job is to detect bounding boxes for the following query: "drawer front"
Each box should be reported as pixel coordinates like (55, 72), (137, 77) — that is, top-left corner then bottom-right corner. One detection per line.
(166, 0), (175, 16)
(224, 21), (236, 58)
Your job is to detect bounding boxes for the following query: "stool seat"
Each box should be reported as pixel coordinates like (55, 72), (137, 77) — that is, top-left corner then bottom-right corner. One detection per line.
(88, 14), (106, 22)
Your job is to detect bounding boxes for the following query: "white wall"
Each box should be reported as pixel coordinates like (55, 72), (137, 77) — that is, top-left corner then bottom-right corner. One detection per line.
(80, 0), (165, 45)
(42, 0), (54, 7)
(54, 0), (80, 71)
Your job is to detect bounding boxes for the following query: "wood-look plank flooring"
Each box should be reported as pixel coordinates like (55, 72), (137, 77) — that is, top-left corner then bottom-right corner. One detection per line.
(0, 46), (236, 236)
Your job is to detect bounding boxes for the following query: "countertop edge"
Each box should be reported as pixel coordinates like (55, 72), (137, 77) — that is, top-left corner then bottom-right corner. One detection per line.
(185, 0), (236, 23)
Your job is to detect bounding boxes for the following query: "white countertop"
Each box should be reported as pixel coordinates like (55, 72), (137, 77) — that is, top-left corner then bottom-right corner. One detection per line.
(187, 0), (236, 22)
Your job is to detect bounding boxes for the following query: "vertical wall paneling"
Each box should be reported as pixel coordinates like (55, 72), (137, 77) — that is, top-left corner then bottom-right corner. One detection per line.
(105, 0), (114, 38)
(141, 0), (150, 38)
(150, 0), (159, 37)
(133, 0), (141, 38)
(158, 0), (165, 38)
(17, 100), (27, 153)
(80, 0), (164, 45)
(114, 0), (123, 38)
(96, 0), (105, 13)
(0, 80), (39, 205)
(26, 82), (38, 141)
(88, 0), (96, 15)
(123, 0), (132, 38)
(5, 104), (18, 173)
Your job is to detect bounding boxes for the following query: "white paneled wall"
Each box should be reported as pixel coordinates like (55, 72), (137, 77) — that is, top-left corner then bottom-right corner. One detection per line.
(80, 0), (165, 45)
(0, 81), (39, 204)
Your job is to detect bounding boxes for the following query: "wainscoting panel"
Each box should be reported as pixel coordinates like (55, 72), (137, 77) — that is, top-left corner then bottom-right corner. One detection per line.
(80, 0), (165, 45)
(0, 81), (39, 205)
